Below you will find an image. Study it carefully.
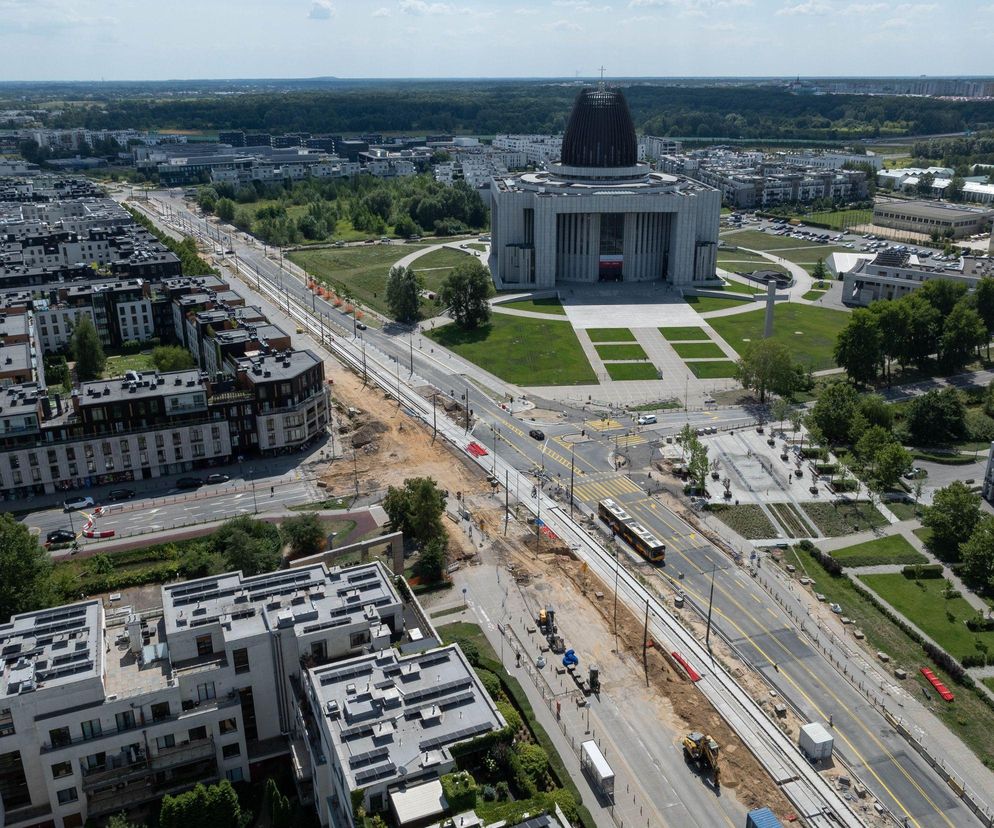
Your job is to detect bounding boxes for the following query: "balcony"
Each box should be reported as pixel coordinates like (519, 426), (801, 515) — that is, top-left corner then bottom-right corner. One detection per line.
(82, 737), (216, 791)
(1, 802), (53, 828)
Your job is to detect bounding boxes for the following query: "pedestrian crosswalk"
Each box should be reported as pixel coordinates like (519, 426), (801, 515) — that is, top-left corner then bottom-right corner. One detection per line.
(613, 433), (647, 448)
(584, 418), (624, 432)
(573, 475), (644, 502)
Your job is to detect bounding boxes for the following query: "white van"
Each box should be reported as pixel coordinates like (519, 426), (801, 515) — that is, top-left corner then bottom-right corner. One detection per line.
(636, 414), (657, 425)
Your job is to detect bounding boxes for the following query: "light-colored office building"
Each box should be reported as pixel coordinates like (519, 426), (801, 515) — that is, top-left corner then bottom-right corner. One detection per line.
(841, 249), (994, 306)
(872, 200), (994, 239)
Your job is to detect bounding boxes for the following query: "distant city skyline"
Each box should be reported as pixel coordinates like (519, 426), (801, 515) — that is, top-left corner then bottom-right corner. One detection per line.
(0, 0), (990, 82)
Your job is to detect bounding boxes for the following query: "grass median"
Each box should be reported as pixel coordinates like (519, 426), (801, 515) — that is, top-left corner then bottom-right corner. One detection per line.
(829, 534), (927, 567)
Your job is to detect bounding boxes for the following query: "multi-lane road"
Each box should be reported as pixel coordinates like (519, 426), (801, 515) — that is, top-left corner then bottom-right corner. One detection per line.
(133, 189), (989, 827)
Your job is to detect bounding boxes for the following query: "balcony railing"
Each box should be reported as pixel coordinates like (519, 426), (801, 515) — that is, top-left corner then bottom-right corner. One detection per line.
(81, 738), (215, 791)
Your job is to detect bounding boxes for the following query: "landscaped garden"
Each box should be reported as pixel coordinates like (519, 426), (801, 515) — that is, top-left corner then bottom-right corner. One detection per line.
(498, 297), (568, 316)
(688, 360), (739, 379)
(587, 327), (636, 342)
(605, 362), (659, 381)
(595, 343), (648, 361)
(800, 501), (887, 536)
(671, 342), (726, 359)
(828, 534), (927, 568)
(705, 504), (776, 539)
(659, 326), (711, 341)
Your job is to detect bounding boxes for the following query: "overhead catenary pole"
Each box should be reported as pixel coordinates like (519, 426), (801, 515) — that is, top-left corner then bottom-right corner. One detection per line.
(705, 563), (717, 655)
(432, 391), (438, 442)
(504, 469), (509, 536)
(613, 549), (620, 653)
(569, 442), (576, 520)
(643, 597), (650, 686)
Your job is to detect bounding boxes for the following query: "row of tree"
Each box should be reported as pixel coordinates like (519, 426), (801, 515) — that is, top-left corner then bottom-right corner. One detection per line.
(834, 277), (994, 384)
(922, 481), (994, 594)
(382, 477), (449, 584)
(386, 258), (494, 329)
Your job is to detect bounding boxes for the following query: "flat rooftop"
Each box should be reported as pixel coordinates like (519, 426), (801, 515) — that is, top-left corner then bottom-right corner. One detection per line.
(76, 369), (206, 406)
(874, 199), (994, 221)
(236, 349), (322, 383)
(310, 645), (504, 790)
(162, 562), (402, 642)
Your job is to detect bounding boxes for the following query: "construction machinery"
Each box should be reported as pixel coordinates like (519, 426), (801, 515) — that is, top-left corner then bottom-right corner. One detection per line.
(682, 731), (721, 789)
(537, 605), (555, 635)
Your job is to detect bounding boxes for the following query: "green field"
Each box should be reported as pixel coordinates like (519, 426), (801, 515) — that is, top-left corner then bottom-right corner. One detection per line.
(412, 247), (472, 272)
(467, 242), (488, 252)
(718, 261), (790, 278)
(802, 289), (828, 301)
(425, 315), (596, 386)
(803, 208), (873, 231)
(714, 279), (770, 294)
(595, 343), (648, 361)
(289, 244), (426, 318)
(660, 326), (711, 341)
(829, 534), (928, 568)
(605, 362), (659, 381)
(716, 248), (769, 264)
(587, 327), (636, 342)
(498, 297), (567, 315)
(672, 342), (726, 359)
(885, 500), (920, 521)
(683, 294), (754, 313)
(103, 352), (156, 378)
(688, 360), (738, 379)
(709, 303), (850, 370)
(859, 573), (994, 661)
(800, 501), (887, 536)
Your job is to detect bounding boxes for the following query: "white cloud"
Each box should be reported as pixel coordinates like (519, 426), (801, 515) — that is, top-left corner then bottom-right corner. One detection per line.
(372, 6), (390, 16)
(544, 18), (583, 30)
(308, 0), (334, 19)
(841, 2), (888, 12)
(776, 0), (831, 15)
(398, 0), (457, 14)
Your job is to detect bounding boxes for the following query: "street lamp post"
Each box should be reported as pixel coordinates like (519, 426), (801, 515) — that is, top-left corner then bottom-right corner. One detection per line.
(569, 442), (576, 520)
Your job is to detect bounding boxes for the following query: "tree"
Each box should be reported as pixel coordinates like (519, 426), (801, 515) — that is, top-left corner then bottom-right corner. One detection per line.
(414, 535), (448, 584)
(264, 778), (293, 828)
(382, 477), (447, 547)
(854, 425), (892, 468)
(923, 481), (981, 561)
(919, 279), (968, 318)
(71, 315), (106, 381)
(915, 171), (935, 197)
(439, 259), (493, 330)
(809, 381), (860, 444)
(686, 431), (710, 494)
(961, 516), (994, 592)
(280, 514), (327, 558)
(834, 308), (881, 385)
(899, 294), (941, 369)
(0, 515), (53, 623)
(160, 781), (241, 828)
(209, 516), (283, 576)
(735, 339), (802, 403)
(874, 442), (912, 490)
(973, 276), (994, 360)
(946, 175), (965, 202)
(770, 397), (793, 435)
(151, 345), (196, 372)
(106, 815), (146, 828)
(215, 197), (236, 222)
(869, 298), (910, 382)
(196, 186), (219, 214)
(857, 394), (893, 430)
(940, 300), (986, 371)
(385, 264), (422, 324)
(905, 387), (966, 445)
(811, 258), (828, 284)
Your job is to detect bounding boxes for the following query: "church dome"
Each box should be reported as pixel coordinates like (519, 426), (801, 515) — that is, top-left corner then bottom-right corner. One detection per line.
(560, 87), (637, 169)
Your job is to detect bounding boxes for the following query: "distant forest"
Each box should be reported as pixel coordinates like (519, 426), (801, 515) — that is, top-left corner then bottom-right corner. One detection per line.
(14, 82), (994, 140)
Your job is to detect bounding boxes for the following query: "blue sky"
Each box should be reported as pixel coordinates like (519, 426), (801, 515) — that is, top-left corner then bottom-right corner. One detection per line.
(0, 0), (987, 81)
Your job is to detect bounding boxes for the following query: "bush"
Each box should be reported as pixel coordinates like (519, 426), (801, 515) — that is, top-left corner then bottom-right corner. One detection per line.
(495, 781), (510, 801)
(476, 668), (502, 701)
(514, 742), (550, 791)
(440, 771), (478, 813)
(966, 408), (994, 442)
(496, 699), (522, 736)
(901, 563), (945, 579)
(482, 785), (497, 802)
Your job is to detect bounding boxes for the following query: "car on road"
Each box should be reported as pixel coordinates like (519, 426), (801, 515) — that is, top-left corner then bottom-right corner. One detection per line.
(46, 528), (76, 545)
(636, 414), (657, 425)
(904, 467), (926, 480)
(205, 473), (230, 485)
(63, 495), (95, 512)
(355, 321), (367, 330)
(528, 429), (545, 441)
(107, 488), (136, 502)
(176, 477), (203, 490)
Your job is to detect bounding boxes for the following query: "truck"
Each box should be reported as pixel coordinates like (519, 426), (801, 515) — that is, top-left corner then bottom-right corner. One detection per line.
(798, 721), (834, 762)
(580, 739), (614, 798)
(746, 808), (783, 828)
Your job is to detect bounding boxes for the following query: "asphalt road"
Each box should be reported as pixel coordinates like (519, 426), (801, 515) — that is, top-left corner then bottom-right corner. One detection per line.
(137, 189), (985, 827)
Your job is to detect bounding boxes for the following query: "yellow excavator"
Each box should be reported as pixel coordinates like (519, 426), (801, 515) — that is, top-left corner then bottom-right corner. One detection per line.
(682, 731), (721, 789)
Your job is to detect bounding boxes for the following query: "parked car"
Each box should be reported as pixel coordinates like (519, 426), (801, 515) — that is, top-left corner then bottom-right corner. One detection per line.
(63, 495), (95, 512)
(205, 473), (230, 485)
(176, 477), (203, 490)
(355, 321), (367, 331)
(46, 528), (76, 544)
(107, 488), (136, 502)
(903, 467), (925, 480)
(528, 429), (545, 441)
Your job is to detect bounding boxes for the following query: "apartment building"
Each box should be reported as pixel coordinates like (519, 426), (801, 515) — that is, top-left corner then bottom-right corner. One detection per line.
(491, 135), (563, 167)
(840, 249), (994, 306)
(872, 200), (994, 239)
(0, 561), (426, 828)
(639, 136), (682, 161)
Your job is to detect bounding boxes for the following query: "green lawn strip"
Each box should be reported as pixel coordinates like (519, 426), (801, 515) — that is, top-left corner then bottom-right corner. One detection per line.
(412, 247), (473, 272)
(688, 360), (739, 379)
(605, 362), (659, 381)
(659, 326), (711, 341)
(802, 209), (874, 231)
(780, 545), (994, 769)
(802, 290), (828, 301)
(914, 526), (933, 546)
(717, 263), (789, 278)
(771, 246), (851, 273)
(858, 573), (994, 661)
(288, 496), (352, 511)
(425, 315), (596, 386)
(705, 504), (777, 538)
(595, 343), (648, 361)
(883, 500), (920, 521)
(318, 518), (357, 546)
(288, 244), (426, 318)
(498, 297), (568, 316)
(683, 294), (754, 313)
(672, 342), (726, 359)
(770, 503), (817, 538)
(439, 622), (595, 828)
(586, 327), (636, 342)
(910, 450), (977, 466)
(830, 535), (928, 568)
(430, 604), (470, 619)
(986, 677), (994, 694)
(467, 242), (488, 252)
(719, 279), (769, 294)
(103, 352), (156, 378)
(709, 303), (850, 371)
(800, 501), (888, 536)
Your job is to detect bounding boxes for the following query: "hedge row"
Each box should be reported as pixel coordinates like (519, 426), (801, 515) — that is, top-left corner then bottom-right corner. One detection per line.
(901, 564), (945, 579)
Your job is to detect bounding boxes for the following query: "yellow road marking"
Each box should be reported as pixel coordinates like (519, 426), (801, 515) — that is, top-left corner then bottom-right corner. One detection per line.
(585, 418), (623, 431)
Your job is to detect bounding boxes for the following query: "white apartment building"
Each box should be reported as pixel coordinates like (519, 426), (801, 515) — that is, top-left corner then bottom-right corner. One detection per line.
(639, 136), (682, 161)
(492, 135), (563, 167)
(841, 249), (994, 306)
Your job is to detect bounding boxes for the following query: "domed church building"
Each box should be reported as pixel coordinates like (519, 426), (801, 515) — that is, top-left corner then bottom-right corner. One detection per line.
(489, 87), (720, 288)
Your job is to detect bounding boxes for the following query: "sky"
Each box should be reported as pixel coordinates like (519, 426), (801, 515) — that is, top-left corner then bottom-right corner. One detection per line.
(0, 0), (990, 82)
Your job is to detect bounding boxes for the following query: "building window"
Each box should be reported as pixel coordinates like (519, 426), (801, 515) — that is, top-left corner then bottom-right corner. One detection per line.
(83, 752), (105, 772)
(188, 725), (208, 742)
(115, 710), (136, 732)
(197, 682), (216, 702)
(350, 630), (371, 649)
(57, 786), (79, 804)
(51, 760), (73, 779)
(151, 702), (170, 722)
(80, 719), (101, 740)
(221, 743), (241, 759)
(49, 726), (71, 748)
(233, 648), (250, 674)
(155, 734), (176, 751)
(219, 718), (238, 734)
(226, 767), (244, 783)
(0, 708), (13, 737)
(196, 634), (213, 657)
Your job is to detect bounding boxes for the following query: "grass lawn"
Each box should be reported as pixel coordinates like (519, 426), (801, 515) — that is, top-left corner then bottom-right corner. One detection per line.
(688, 360), (738, 379)
(672, 342), (726, 359)
(709, 303), (851, 370)
(499, 297), (567, 316)
(885, 500), (921, 521)
(771, 245), (851, 273)
(425, 315), (596, 386)
(859, 573), (994, 661)
(800, 501), (888, 536)
(595, 343), (648, 361)
(914, 526), (933, 545)
(716, 248), (769, 263)
(986, 677), (994, 694)
(587, 327), (636, 342)
(718, 262), (789, 278)
(467, 242), (488, 252)
(720, 279), (771, 294)
(412, 247), (472, 272)
(103, 352), (156, 378)
(830, 534), (928, 567)
(706, 504), (776, 539)
(288, 496), (352, 511)
(605, 362), (659, 381)
(782, 545), (994, 769)
(802, 208), (873, 231)
(317, 518), (357, 546)
(289, 244), (426, 318)
(683, 294), (754, 313)
(802, 290), (828, 301)
(660, 326), (711, 341)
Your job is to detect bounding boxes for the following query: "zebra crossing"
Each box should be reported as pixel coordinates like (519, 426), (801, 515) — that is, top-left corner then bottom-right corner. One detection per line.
(572, 475), (644, 502)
